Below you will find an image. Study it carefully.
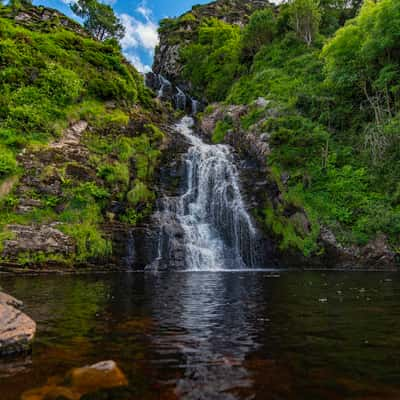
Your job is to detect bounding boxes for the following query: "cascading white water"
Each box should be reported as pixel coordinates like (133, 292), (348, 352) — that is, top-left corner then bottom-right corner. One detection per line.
(157, 75), (171, 98)
(175, 87), (187, 111)
(191, 98), (199, 115)
(153, 116), (262, 271)
(156, 74), (189, 112)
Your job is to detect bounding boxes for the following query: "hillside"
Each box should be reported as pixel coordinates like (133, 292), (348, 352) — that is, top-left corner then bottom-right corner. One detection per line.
(154, 0), (400, 267)
(154, 0), (272, 90)
(0, 4), (170, 268)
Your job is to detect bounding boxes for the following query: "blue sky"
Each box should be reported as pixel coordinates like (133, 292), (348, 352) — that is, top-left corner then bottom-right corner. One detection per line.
(33, 0), (212, 72)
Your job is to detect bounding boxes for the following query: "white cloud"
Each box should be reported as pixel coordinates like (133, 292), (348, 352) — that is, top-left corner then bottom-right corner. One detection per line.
(124, 53), (152, 73)
(136, 1), (152, 21)
(119, 13), (159, 54)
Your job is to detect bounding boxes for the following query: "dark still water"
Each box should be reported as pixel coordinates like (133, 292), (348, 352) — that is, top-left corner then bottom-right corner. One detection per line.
(1, 271), (400, 400)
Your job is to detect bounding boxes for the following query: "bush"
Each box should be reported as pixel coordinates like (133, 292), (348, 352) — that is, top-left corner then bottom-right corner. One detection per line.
(127, 180), (155, 206)
(37, 62), (83, 105)
(212, 118), (233, 144)
(62, 222), (112, 262)
(241, 8), (276, 62)
(97, 162), (130, 187)
(180, 18), (242, 101)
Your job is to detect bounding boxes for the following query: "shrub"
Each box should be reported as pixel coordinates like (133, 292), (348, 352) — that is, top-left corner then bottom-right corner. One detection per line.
(62, 222), (112, 262)
(127, 180), (155, 206)
(37, 62), (83, 105)
(241, 8), (276, 62)
(97, 162), (130, 187)
(212, 118), (233, 144)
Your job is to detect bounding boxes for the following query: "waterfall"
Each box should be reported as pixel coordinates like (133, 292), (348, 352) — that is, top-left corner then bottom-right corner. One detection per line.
(191, 98), (199, 115)
(156, 74), (187, 111)
(157, 75), (172, 98)
(149, 73), (201, 114)
(175, 87), (187, 111)
(151, 117), (263, 271)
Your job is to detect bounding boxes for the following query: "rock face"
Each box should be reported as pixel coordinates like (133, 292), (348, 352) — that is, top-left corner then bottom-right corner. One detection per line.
(22, 360), (128, 400)
(201, 103), (272, 165)
(10, 5), (88, 36)
(0, 293), (36, 356)
(153, 0), (273, 93)
(319, 229), (396, 268)
(3, 224), (75, 261)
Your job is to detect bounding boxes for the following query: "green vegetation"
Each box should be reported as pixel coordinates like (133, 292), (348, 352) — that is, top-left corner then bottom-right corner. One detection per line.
(179, 0), (400, 257)
(0, 3), (165, 265)
(181, 18), (243, 101)
(71, 0), (125, 41)
(212, 118), (233, 144)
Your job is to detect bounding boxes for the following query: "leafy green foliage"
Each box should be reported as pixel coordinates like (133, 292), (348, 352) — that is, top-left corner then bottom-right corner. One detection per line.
(0, 146), (17, 179)
(180, 18), (243, 101)
(0, 6), (163, 265)
(127, 180), (155, 206)
(241, 8), (277, 63)
(212, 118), (233, 144)
(186, 0), (400, 255)
(71, 0), (125, 41)
(287, 0), (321, 46)
(0, 14), (146, 183)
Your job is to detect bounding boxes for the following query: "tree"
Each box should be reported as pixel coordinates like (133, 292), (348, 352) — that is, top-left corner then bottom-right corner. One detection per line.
(322, 0), (400, 162)
(288, 0), (321, 46)
(71, 0), (125, 41)
(319, 0), (364, 34)
(241, 8), (277, 62)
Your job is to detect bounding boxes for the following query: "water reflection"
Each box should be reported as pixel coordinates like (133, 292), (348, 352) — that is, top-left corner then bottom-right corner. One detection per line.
(148, 272), (266, 399)
(1, 272), (400, 400)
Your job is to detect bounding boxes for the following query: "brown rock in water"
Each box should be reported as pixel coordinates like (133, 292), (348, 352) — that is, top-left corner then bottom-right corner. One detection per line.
(66, 360), (128, 393)
(0, 293), (36, 356)
(22, 360), (128, 400)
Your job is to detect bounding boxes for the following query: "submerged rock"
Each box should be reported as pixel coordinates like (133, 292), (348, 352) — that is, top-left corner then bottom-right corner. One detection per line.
(22, 360), (128, 400)
(0, 293), (36, 356)
(66, 361), (128, 393)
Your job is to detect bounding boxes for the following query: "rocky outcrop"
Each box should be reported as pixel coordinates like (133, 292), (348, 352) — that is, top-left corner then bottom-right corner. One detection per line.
(201, 102), (272, 164)
(22, 360), (128, 400)
(2, 224), (75, 261)
(0, 5), (178, 271)
(102, 223), (159, 269)
(0, 293), (36, 356)
(319, 229), (396, 268)
(10, 6), (88, 36)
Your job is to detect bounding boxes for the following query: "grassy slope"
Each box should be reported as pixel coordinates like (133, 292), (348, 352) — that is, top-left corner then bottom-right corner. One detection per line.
(0, 5), (167, 265)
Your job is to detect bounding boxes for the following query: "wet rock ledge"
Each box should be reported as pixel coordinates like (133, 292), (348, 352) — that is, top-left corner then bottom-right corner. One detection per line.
(0, 292), (36, 356)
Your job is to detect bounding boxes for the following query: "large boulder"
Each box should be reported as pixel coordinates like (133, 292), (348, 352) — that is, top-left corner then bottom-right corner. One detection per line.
(0, 293), (36, 356)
